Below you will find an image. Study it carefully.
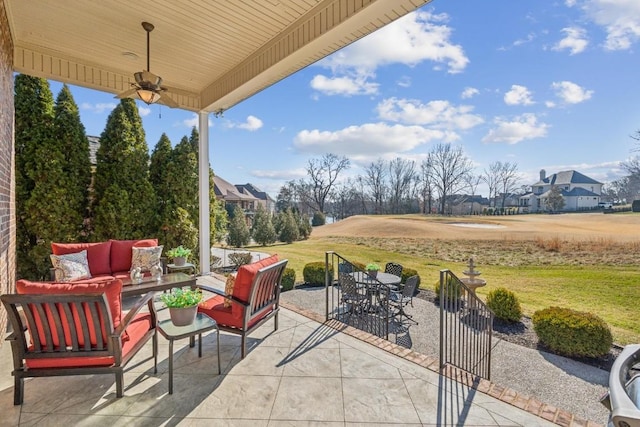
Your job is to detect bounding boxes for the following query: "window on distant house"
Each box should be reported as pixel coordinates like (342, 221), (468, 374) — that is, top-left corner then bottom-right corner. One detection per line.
(565, 186), (569, 190)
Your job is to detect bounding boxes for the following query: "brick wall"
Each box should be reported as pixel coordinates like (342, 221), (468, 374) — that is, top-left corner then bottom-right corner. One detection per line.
(0, 0), (16, 338)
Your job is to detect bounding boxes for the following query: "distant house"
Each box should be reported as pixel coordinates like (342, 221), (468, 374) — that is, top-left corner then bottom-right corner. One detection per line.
(235, 183), (275, 214)
(519, 169), (602, 212)
(446, 194), (490, 215)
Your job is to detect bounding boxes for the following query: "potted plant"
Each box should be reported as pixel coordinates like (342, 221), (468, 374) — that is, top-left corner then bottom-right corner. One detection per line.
(366, 263), (380, 279)
(166, 245), (192, 266)
(160, 287), (203, 326)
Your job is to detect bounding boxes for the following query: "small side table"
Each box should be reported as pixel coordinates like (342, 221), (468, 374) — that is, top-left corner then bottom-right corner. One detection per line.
(157, 312), (221, 394)
(167, 262), (196, 275)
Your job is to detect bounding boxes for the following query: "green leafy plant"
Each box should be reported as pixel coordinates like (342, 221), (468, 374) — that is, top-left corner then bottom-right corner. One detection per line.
(281, 268), (296, 292)
(228, 252), (252, 268)
(365, 263), (380, 271)
(486, 288), (522, 322)
(160, 287), (203, 308)
(166, 245), (192, 259)
(532, 306), (612, 358)
(303, 262), (332, 286)
(401, 268), (420, 287)
(434, 276), (462, 303)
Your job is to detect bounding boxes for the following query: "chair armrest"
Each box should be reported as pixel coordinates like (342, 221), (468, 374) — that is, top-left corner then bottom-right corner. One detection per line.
(114, 291), (156, 336)
(196, 284), (250, 308)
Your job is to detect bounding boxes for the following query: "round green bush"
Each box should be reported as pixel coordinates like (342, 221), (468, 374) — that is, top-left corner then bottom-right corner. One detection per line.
(281, 268), (296, 292)
(434, 276), (462, 302)
(302, 262), (332, 286)
(311, 211), (326, 226)
(532, 307), (613, 358)
(486, 288), (522, 323)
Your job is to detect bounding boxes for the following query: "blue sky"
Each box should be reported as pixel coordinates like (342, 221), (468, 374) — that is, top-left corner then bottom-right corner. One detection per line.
(48, 0), (640, 198)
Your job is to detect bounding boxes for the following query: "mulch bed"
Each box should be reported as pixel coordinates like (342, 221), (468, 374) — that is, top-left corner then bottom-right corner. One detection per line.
(415, 289), (621, 371)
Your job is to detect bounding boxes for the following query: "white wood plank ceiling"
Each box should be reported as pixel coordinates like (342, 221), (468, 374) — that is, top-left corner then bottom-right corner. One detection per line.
(4, 0), (431, 113)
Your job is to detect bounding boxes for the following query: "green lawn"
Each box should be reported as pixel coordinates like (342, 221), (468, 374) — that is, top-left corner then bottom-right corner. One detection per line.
(260, 237), (640, 345)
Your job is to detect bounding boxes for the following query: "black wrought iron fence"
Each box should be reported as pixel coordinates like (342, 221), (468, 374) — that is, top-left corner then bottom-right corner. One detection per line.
(325, 251), (390, 340)
(439, 269), (493, 379)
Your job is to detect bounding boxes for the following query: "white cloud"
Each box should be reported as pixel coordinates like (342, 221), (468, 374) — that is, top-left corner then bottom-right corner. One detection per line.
(310, 74), (378, 96)
(504, 85), (535, 106)
(314, 10), (468, 95)
(294, 122), (455, 156)
(138, 106), (151, 117)
(553, 27), (589, 54)
(545, 100), (557, 108)
(572, 0), (640, 50)
(482, 114), (549, 144)
(251, 168), (307, 180)
(461, 87), (479, 99)
(236, 115), (264, 131)
(513, 33), (536, 47)
(397, 76), (412, 88)
(376, 98), (484, 131)
(80, 102), (116, 114)
(551, 81), (594, 104)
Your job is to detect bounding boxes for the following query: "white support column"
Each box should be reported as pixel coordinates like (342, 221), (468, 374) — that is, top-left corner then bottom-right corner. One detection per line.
(198, 111), (211, 274)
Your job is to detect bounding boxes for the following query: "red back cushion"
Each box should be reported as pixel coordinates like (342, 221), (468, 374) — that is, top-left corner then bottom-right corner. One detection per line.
(109, 239), (158, 273)
(232, 254), (279, 319)
(16, 279), (123, 348)
(51, 241), (112, 276)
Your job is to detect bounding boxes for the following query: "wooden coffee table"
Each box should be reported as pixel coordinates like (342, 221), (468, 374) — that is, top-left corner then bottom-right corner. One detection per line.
(121, 272), (196, 298)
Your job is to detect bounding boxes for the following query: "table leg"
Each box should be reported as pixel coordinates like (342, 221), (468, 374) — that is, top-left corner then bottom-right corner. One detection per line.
(168, 339), (174, 394)
(198, 333), (202, 358)
(216, 326), (221, 374)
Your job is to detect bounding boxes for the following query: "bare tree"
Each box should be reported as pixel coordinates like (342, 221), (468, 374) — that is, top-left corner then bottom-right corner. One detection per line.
(429, 143), (473, 214)
(363, 159), (387, 214)
(481, 162), (501, 207)
(419, 155), (435, 214)
(498, 161), (520, 208)
(297, 153), (350, 214)
(388, 157), (417, 214)
(545, 185), (565, 212)
(464, 174), (482, 214)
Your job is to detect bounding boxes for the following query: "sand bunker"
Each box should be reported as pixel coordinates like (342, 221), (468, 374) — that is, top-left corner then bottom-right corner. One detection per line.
(449, 223), (505, 229)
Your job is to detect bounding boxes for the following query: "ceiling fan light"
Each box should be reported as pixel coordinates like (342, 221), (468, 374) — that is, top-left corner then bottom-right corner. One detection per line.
(137, 89), (160, 104)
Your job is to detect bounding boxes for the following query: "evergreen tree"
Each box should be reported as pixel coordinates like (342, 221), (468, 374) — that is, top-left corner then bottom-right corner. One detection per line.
(227, 205), (250, 247)
(278, 209), (300, 244)
(167, 135), (198, 223)
(92, 99), (156, 240)
(297, 212), (312, 240)
(14, 75), (55, 279)
(251, 204), (276, 246)
(545, 185), (566, 212)
(164, 207), (198, 254)
(149, 133), (174, 240)
(52, 84), (92, 238)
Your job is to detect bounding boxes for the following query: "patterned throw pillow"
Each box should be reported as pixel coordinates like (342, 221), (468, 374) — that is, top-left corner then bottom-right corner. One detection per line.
(50, 250), (92, 282)
(131, 245), (163, 272)
(223, 273), (236, 308)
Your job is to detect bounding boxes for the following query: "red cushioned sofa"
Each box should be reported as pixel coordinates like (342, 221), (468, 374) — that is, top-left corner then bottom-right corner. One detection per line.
(50, 239), (159, 282)
(1, 278), (157, 405)
(197, 255), (288, 358)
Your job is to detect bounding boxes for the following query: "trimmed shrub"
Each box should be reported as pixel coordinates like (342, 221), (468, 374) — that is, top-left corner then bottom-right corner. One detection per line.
(302, 262), (332, 286)
(281, 268), (296, 292)
(311, 211), (326, 226)
(633, 200), (640, 212)
(434, 276), (462, 302)
(532, 307), (613, 358)
(486, 288), (522, 322)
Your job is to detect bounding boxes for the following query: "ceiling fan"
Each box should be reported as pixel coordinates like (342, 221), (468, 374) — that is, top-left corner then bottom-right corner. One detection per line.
(115, 22), (181, 108)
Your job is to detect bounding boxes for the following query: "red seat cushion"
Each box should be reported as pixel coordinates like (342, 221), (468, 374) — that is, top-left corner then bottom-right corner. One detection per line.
(16, 279), (123, 348)
(51, 241), (112, 276)
(24, 312), (153, 369)
(109, 239), (158, 273)
(198, 295), (274, 330)
(232, 254), (279, 320)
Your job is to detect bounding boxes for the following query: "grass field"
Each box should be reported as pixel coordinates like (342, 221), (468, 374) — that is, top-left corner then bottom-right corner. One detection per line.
(259, 212), (640, 345)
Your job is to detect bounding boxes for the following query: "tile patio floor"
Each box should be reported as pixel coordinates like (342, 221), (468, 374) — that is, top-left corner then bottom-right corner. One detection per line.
(0, 276), (557, 426)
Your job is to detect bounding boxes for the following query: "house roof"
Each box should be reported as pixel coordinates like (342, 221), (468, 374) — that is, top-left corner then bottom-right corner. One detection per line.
(213, 176), (258, 202)
(532, 170), (602, 186)
(236, 183), (275, 202)
(5, 0), (430, 113)
(537, 187), (600, 198)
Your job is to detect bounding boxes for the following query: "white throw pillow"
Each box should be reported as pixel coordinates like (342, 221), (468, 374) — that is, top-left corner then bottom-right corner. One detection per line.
(131, 245), (164, 272)
(50, 250), (92, 282)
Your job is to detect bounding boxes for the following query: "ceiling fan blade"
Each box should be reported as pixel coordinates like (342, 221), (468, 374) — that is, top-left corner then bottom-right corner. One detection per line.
(115, 87), (138, 99)
(157, 94), (179, 108)
(160, 85), (195, 97)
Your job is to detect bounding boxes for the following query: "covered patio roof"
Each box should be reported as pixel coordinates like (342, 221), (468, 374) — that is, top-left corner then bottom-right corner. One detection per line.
(5, 0), (431, 113)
